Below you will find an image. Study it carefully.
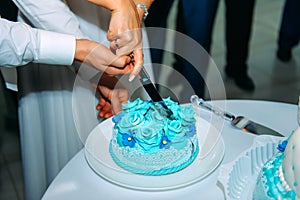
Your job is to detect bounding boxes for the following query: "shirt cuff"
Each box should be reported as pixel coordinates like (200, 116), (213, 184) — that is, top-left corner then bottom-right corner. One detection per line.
(37, 30), (76, 65)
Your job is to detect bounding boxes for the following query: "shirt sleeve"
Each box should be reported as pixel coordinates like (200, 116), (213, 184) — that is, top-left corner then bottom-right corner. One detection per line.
(12, 0), (87, 39)
(0, 18), (76, 67)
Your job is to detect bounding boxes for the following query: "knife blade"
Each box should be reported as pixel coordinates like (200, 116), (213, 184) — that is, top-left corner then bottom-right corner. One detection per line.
(138, 67), (173, 116)
(190, 95), (284, 137)
(232, 116), (284, 137)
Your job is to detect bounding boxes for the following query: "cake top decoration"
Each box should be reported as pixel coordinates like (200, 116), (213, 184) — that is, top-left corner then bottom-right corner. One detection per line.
(109, 97), (199, 175)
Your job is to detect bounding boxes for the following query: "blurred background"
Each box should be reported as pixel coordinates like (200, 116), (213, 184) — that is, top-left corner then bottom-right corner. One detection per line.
(0, 0), (299, 199)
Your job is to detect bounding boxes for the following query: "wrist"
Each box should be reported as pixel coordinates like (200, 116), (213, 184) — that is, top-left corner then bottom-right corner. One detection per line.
(87, 0), (123, 11)
(136, 4), (148, 20)
(133, 0), (154, 8)
(133, 0), (153, 21)
(75, 39), (98, 62)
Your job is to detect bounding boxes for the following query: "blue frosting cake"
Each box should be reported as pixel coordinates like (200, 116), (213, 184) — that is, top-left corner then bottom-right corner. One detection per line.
(253, 127), (300, 200)
(109, 98), (199, 176)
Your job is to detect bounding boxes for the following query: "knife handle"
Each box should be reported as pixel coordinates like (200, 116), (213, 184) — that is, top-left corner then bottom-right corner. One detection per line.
(139, 67), (152, 85)
(190, 95), (235, 121)
(139, 67), (163, 102)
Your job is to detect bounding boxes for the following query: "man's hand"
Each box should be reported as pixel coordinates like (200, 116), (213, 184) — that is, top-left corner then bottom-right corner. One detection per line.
(95, 73), (129, 118)
(74, 39), (134, 76)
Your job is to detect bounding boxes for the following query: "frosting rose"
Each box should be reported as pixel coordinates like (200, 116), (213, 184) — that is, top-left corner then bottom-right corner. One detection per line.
(122, 98), (139, 112)
(117, 112), (146, 132)
(150, 105), (169, 121)
(122, 98), (151, 114)
(151, 110), (165, 121)
(168, 120), (182, 133)
(180, 105), (196, 126)
(163, 97), (178, 107)
(134, 128), (163, 152)
(164, 120), (184, 139)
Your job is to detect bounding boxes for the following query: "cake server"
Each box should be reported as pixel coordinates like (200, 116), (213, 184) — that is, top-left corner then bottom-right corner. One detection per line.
(191, 95), (284, 137)
(138, 67), (173, 116)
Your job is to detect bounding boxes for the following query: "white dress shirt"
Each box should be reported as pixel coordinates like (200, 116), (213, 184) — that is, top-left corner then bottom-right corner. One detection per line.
(13, 0), (108, 41)
(0, 18), (76, 67)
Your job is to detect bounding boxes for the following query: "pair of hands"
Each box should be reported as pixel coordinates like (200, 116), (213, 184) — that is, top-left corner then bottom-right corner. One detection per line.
(75, 39), (130, 119)
(76, 0), (153, 118)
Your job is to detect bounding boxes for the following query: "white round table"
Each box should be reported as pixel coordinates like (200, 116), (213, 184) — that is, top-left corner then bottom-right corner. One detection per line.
(42, 100), (299, 200)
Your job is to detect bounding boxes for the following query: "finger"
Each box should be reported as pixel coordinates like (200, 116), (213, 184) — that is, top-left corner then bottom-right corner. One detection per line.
(102, 101), (112, 113)
(112, 31), (133, 50)
(99, 110), (113, 118)
(110, 55), (131, 68)
(129, 49), (144, 82)
(107, 29), (119, 42)
(96, 97), (106, 110)
(105, 62), (134, 76)
(112, 89), (128, 114)
(100, 52), (132, 76)
(98, 85), (112, 102)
(111, 40), (119, 50)
(100, 45), (131, 68)
(104, 112), (113, 118)
(98, 101), (111, 118)
(115, 45), (133, 57)
(115, 37), (139, 56)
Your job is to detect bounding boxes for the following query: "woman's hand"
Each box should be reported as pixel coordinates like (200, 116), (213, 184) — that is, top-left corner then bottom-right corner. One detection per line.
(87, 0), (144, 81)
(133, 0), (154, 22)
(107, 0), (143, 81)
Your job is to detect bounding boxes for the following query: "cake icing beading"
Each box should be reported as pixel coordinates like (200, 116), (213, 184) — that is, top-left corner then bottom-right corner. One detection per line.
(253, 127), (300, 200)
(109, 98), (199, 176)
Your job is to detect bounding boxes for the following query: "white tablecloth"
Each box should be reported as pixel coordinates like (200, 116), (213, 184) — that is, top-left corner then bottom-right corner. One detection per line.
(42, 100), (299, 200)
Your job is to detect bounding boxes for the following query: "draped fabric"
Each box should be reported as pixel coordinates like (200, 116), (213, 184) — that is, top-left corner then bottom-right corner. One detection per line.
(17, 64), (86, 200)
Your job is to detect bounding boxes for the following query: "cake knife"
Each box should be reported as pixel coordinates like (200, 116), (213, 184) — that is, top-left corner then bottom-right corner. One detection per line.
(138, 67), (173, 116)
(191, 95), (284, 137)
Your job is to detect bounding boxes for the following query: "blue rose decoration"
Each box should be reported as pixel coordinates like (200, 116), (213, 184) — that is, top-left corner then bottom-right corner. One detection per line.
(163, 97), (178, 107)
(128, 113), (145, 126)
(118, 112), (145, 129)
(134, 128), (163, 151)
(151, 109), (165, 121)
(180, 106), (196, 126)
(162, 97), (181, 119)
(122, 132), (136, 147)
(160, 136), (171, 149)
(122, 99), (139, 113)
(122, 98), (151, 114)
(166, 120), (182, 136)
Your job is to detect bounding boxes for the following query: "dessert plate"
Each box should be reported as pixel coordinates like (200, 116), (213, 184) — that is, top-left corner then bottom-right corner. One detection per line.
(84, 116), (225, 191)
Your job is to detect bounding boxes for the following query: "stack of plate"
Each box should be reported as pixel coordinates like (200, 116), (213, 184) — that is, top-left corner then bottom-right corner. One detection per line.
(218, 136), (283, 200)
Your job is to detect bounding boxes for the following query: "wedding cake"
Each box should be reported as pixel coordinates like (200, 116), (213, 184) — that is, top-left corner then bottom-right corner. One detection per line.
(109, 98), (199, 175)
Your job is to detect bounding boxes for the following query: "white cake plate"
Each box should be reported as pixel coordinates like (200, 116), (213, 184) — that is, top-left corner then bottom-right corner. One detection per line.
(84, 116), (225, 191)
